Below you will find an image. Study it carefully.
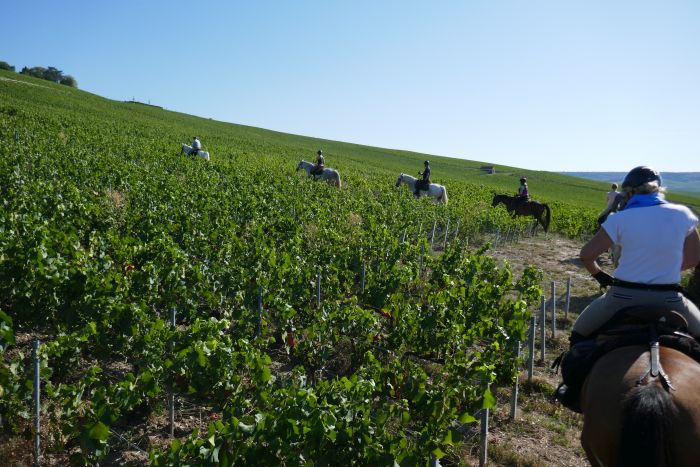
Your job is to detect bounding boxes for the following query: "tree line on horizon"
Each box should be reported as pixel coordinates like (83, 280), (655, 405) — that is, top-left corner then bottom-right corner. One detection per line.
(1, 60), (77, 88)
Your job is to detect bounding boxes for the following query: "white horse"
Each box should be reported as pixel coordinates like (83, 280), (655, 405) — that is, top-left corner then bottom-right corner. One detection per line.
(395, 173), (448, 204)
(181, 143), (210, 161)
(296, 160), (342, 187)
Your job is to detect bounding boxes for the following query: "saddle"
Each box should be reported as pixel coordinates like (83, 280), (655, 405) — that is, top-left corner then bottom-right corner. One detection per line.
(553, 307), (700, 412)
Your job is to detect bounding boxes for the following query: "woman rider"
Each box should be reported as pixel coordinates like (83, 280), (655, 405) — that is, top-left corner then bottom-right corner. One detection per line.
(415, 160), (431, 197)
(517, 177), (529, 199)
(556, 166), (700, 410)
(191, 136), (202, 156)
(312, 150), (325, 176)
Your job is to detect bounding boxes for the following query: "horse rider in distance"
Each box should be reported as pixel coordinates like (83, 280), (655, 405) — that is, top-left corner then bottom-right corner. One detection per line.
(517, 177), (529, 199)
(606, 183), (619, 208)
(311, 150), (325, 177)
(415, 160), (431, 197)
(191, 136), (202, 156)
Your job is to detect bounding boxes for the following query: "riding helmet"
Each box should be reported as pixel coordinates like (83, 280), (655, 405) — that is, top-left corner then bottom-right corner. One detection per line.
(621, 166), (661, 189)
(317, 150), (323, 155)
(520, 177), (527, 183)
(424, 160), (429, 165)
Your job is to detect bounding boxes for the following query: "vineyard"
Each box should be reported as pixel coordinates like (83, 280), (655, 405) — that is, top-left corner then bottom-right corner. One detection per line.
(0, 70), (631, 465)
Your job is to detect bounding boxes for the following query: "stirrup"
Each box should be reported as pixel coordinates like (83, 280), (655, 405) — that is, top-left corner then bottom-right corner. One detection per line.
(554, 383), (582, 413)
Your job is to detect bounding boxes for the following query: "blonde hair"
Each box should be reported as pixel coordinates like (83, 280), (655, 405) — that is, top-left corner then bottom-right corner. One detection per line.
(626, 181), (665, 195)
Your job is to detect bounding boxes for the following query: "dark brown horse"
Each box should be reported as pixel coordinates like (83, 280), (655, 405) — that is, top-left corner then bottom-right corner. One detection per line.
(491, 194), (551, 232)
(580, 344), (700, 466)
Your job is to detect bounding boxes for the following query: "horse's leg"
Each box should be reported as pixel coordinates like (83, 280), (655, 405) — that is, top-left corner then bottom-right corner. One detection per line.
(536, 213), (545, 231)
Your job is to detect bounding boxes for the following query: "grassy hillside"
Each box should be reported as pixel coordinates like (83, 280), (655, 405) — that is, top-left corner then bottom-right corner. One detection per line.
(5, 69), (695, 218)
(0, 70), (646, 217)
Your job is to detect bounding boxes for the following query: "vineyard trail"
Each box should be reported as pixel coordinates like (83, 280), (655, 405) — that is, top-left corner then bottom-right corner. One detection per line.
(477, 234), (595, 467)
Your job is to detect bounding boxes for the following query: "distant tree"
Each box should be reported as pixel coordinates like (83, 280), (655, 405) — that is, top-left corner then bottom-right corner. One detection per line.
(20, 66), (48, 79)
(0, 60), (15, 72)
(59, 75), (78, 88)
(43, 66), (63, 83)
(18, 65), (78, 88)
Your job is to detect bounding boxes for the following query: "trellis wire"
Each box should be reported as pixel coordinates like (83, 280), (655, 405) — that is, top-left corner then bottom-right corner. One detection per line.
(360, 262), (366, 294)
(316, 271), (322, 308)
(565, 275), (571, 320)
(551, 281), (556, 338)
(539, 295), (546, 362)
(528, 316), (536, 383)
(479, 401), (490, 467)
(419, 242), (425, 277)
(510, 340), (521, 419)
(169, 307), (176, 438)
(33, 340), (41, 466)
(257, 286), (263, 337)
(442, 219), (450, 249)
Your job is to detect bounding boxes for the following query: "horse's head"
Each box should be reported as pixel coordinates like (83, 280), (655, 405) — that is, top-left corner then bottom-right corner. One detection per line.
(395, 173), (403, 187)
(492, 194), (500, 207)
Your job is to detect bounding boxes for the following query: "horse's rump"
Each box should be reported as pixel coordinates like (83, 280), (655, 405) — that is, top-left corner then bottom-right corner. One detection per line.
(581, 338), (700, 466)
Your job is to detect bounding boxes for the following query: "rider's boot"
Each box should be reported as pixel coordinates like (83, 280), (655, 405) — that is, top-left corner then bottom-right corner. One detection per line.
(554, 331), (596, 413)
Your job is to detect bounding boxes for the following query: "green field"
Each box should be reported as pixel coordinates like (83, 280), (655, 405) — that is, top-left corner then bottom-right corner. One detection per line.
(0, 69), (689, 464)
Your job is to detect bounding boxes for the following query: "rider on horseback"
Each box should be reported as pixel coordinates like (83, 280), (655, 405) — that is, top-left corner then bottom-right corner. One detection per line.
(415, 161), (431, 197)
(517, 177), (529, 199)
(191, 136), (202, 156)
(555, 166), (700, 412)
(606, 183), (619, 208)
(312, 150), (325, 177)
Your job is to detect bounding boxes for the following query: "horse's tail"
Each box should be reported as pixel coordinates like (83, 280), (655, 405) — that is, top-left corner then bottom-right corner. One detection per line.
(441, 186), (448, 205)
(335, 172), (342, 188)
(620, 384), (675, 467)
(543, 203), (551, 232)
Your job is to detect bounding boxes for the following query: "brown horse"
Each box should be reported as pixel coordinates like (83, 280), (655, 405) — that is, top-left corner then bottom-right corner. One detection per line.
(580, 344), (700, 466)
(491, 194), (551, 232)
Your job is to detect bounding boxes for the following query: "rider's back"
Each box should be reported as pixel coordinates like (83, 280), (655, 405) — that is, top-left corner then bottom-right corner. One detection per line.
(603, 203), (696, 284)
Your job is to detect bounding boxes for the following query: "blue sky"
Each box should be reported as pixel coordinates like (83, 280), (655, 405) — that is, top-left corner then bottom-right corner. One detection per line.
(4, 1), (700, 171)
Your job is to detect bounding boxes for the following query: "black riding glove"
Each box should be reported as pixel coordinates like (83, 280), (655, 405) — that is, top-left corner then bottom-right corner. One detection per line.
(592, 270), (614, 288)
